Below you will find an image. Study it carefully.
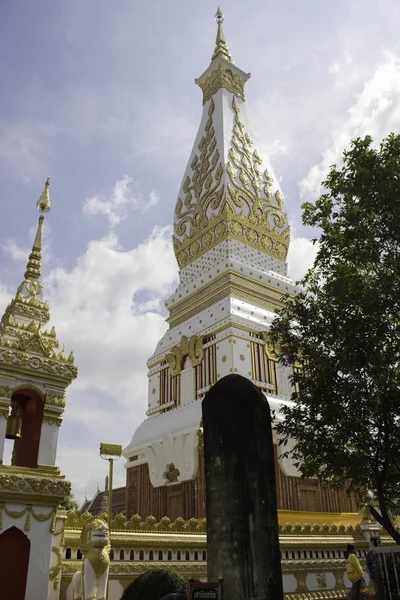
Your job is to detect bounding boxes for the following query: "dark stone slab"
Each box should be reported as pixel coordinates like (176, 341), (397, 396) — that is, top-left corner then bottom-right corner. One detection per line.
(202, 374), (283, 600)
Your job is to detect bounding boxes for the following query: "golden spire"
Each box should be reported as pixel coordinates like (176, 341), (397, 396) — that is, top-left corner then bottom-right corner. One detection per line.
(211, 7), (234, 64)
(24, 177), (51, 281)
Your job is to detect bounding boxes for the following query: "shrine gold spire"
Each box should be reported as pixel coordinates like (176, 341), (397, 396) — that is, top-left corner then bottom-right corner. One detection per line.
(173, 13), (290, 271)
(24, 177), (50, 282)
(211, 7), (233, 64)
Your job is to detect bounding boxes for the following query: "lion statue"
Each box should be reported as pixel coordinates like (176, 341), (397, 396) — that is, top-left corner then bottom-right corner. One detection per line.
(72, 516), (110, 600)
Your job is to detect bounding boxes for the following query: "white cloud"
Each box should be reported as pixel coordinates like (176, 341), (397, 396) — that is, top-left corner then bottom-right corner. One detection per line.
(82, 175), (160, 227)
(288, 232), (319, 283)
(1, 220), (51, 265)
(0, 283), (12, 312)
(40, 225), (178, 501)
(1, 240), (29, 262)
(300, 50), (400, 199)
(329, 63), (341, 74)
(0, 120), (58, 184)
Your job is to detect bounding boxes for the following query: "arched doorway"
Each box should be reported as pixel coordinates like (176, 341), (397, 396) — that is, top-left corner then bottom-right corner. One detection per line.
(0, 526), (30, 599)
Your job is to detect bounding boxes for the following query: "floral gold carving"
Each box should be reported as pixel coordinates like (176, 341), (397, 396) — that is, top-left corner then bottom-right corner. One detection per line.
(0, 407), (9, 419)
(295, 572), (308, 593)
(198, 64), (246, 104)
(316, 572), (327, 589)
(49, 546), (63, 590)
(174, 99), (224, 244)
(166, 335), (204, 376)
(173, 96), (289, 269)
(261, 332), (279, 361)
(0, 502), (55, 531)
(43, 413), (63, 427)
(0, 386), (13, 399)
(46, 394), (66, 408)
(0, 472), (70, 498)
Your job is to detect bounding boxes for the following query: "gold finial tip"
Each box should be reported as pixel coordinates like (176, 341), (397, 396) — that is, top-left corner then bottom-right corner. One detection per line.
(36, 176), (51, 214)
(215, 6), (224, 23)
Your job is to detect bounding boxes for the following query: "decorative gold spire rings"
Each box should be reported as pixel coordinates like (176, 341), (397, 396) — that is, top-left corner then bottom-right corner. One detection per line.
(212, 7), (234, 64)
(23, 177), (50, 282)
(24, 216), (44, 282)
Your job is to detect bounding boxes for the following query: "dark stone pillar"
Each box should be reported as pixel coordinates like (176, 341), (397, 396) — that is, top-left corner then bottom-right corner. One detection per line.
(202, 374), (283, 600)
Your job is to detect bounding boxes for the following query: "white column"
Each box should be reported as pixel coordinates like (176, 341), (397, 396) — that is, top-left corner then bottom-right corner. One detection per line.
(0, 399), (10, 463)
(48, 509), (66, 600)
(277, 363), (291, 397)
(180, 358), (195, 405)
(38, 421), (59, 467)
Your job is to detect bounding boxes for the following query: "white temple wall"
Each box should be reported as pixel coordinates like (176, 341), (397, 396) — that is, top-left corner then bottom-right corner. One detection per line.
(153, 296), (277, 363)
(1, 503), (55, 600)
(38, 421), (59, 466)
(168, 238), (292, 303)
(180, 358), (195, 406)
(231, 335), (252, 379)
(0, 413), (8, 463)
(48, 510), (66, 600)
(277, 363), (292, 397)
(215, 336), (232, 379)
(147, 372), (160, 413)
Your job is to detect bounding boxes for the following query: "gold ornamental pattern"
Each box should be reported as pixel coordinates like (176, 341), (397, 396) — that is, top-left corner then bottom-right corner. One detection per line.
(166, 335), (204, 376)
(198, 64), (246, 104)
(0, 473), (71, 497)
(174, 98), (224, 245)
(173, 96), (290, 269)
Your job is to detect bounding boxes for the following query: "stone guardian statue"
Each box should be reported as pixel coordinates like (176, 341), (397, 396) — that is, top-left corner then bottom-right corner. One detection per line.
(71, 516), (110, 600)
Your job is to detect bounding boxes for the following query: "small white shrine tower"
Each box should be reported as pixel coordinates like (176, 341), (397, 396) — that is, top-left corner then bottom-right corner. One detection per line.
(0, 178), (77, 599)
(123, 9), (357, 520)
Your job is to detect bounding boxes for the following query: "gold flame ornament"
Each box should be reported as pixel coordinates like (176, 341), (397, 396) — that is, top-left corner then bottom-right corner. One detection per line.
(36, 176), (51, 213)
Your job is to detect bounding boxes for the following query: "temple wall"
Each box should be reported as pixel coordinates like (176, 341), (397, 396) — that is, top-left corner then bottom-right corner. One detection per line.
(125, 448), (357, 520)
(0, 502), (58, 600)
(60, 511), (386, 600)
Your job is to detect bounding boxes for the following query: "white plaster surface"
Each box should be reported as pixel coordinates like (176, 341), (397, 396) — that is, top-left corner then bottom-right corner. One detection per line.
(2, 504), (55, 600)
(38, 420), (59, 466)
(0, 415), (8, 463)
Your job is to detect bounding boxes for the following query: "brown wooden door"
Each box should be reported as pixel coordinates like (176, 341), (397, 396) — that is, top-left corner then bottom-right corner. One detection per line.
(0, 526), (30, 599)
(167, 486), (183, 521)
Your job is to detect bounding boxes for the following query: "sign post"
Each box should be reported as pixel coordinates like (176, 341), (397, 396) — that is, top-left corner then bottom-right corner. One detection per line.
(188, 578), (224, 600)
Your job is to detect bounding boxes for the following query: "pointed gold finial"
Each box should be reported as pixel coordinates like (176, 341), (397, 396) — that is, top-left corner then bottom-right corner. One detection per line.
(212, 6), (233, 63)
(37, 176), (51, 213)
(24, 177), (50, 281)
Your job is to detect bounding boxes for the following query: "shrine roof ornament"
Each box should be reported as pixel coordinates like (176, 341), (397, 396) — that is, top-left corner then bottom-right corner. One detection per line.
(24, 176), (50, 282)
(0, 177), (77, 384)
(211, 7), (233, 64)
(172, 9), (290, 270)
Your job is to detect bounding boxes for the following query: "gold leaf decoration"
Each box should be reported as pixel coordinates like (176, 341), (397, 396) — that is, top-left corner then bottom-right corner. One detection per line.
(175, 99), (224, 241)
(173, 95), (290, 269)
(198, 64), (246, 105)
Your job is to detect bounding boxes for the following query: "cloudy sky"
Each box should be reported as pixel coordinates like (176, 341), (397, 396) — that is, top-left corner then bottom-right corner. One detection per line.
(1, 0), (399, 504)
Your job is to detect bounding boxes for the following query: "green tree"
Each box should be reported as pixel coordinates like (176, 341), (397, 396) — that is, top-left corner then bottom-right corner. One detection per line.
(270, 134), (400, 543)
(60, 491), (79, 511)
(121, 567), (188, 600)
